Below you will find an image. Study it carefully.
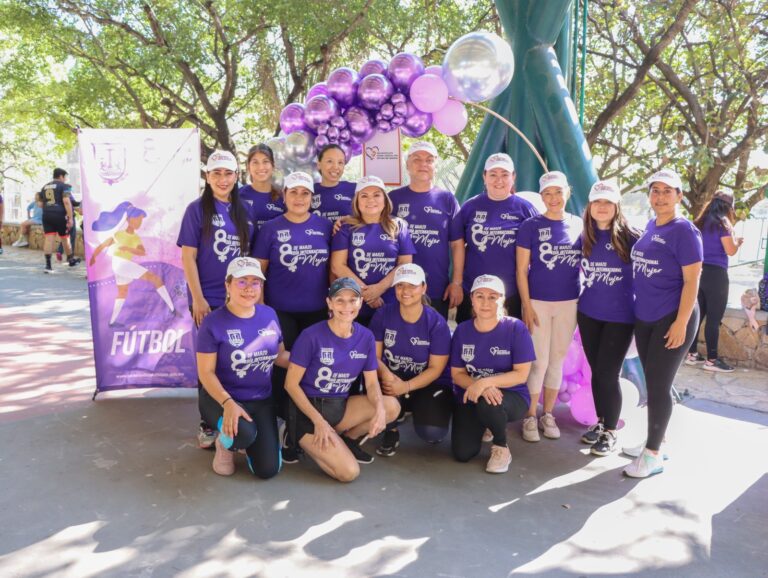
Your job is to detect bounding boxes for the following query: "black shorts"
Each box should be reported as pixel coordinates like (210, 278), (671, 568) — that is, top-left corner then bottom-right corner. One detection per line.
(42, 211), (68, 236)
(288, 396), (347, 445)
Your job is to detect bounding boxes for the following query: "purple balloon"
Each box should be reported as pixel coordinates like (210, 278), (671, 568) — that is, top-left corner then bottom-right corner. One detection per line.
(380, 103), (395, 120)
(357, 74), (394, 111)
(377, 120), (393, 133)
(306, 82), (329, 102)
(390, 115), (405, 127)
(424, 64), (443, 77)
(432, 98), (468, 136)
(330, 115), (347, 129)
(279, 103), (306, 134)
(390, 92), (407, 105)
(339, 141), (353, 161)
(349, 140), (363, 157)
(393, 102), (408, 117)
(316, 123), (329, 136)
(359, 59), (388, 79)
(388, 52), (425, 94)
(339, 129), (351, 143)
(304, 95), (339, 131)
(327, 67), (360, 108)
(326, 126), (340, 141)
(401, 101), (432, 138)
(343, 106), (376, 142)
(410, 73), (449, 113)
(314, 134), (330, 149)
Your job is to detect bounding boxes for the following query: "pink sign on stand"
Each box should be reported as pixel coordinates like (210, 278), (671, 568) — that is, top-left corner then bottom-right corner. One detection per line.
(362, 128), (402, 186)
(80, 128), (201, 396)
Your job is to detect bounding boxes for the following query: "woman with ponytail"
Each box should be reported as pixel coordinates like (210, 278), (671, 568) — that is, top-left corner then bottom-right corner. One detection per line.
(177, 150), (257, 449)
(239, 144), (285, 230)
(90, 202), (176, 325)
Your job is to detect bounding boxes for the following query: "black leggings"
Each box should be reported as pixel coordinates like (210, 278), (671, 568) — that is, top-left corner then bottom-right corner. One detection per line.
(690, 265), (729, 360)
(199, 388), (280, 479)
(451, 390), (528, 461)
(634, 307), (699, 451)
(272, 308), (327, 420)
(389, 382), (453, 443)
(456, 291), (522, 323)
(577, 312), (635, 430)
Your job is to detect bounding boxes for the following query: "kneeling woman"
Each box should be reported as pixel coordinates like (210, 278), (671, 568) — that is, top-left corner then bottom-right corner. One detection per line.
(197, 257), (289, 479)
(451, 275), (536, 474)
(284, 278), (401, 481)
(369, 264), (453, 456)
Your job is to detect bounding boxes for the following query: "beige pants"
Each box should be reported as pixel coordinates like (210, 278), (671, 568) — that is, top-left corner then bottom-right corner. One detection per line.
(527, 299), (578, 395)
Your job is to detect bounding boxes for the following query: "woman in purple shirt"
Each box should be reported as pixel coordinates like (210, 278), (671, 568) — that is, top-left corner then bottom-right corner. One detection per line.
(197, 257), (289, 478)
(451, 153), (539, 323)
(239, 144), (285, 229)
(516, 171), (582, 443)
(312, 144), (355, 223)
(178, 150), (256, 449)
(685, 191), (743, 372)
(369, 264), (453, 456)
(284, 278), (400, 481)
(626, 169), (702, 478)
(331, 175), (415, 325)
(450, 274), (535, 474)
(576, 181), (640, 456)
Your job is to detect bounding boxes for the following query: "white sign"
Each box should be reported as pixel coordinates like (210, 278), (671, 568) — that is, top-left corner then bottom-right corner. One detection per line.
(362, 129), (402, 186)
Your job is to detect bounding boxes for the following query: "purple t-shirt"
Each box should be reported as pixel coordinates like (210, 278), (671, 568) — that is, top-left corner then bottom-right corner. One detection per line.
(578, 228), (636, 324)
(290, 321), (378, 398)
(450, 316), (536, 405)
(331, 220), (416, 317)
(631, 217), (703, 322)
(239, 185), (285, 230)
(701, 223), (730, 269)
(196, 306), (282, 401)
(369, 302), (452, 385)
(517, 213), (583, 301)
(389, 186), (461, 300)
(254, 214), (332, 312)
(451, 193), (539, 295)
(312, 181), (355, 222)
(177, 198), (257, 307)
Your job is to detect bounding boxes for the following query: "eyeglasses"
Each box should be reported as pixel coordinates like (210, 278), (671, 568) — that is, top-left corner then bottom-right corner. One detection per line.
(234, 279), (262, 289)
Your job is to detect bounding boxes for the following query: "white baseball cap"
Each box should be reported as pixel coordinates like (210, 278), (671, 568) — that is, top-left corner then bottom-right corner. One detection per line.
(539, 171), (569, 193)
(484, 153), (515, 173)
(226, 257), (265, 280)
(646, 169), (682, 191)
(470, 274), (506, 296)
(206, 150), (238, 172)
(588, 180), (621, 204)
(407, 141), (438, 160)
(393, 263), (426, 286)
(355, 175), (387, 194)
(284, 171), (314, 192)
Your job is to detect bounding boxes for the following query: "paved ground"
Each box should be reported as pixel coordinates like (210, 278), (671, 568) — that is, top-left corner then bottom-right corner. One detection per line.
(1, 246), (767, 578)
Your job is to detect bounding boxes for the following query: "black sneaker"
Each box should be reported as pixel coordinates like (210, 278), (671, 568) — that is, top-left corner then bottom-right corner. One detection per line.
(685, 352), (705, 365)
(44, 265), (54, 274)
(376, 429), (400, 457)
(279, 422), (300, 464)
(703, 358), (735, 373)
(591, 430), (617, 456)
(580, 422), (604, 445)
(342, 435), (374, 464)
(68, 257), (82, 267)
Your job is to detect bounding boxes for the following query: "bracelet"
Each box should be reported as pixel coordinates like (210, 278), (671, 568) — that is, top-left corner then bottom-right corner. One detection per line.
(221, 397), (233, 407)
(405, 381), (411, 399)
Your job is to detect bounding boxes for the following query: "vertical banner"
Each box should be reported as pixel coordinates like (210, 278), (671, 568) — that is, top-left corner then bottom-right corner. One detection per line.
(80, 128), (200, 393)
(362, 128), (402, 186)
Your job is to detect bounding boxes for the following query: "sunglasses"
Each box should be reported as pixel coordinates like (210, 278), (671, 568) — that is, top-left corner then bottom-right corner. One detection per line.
(234, 279), (262, 289)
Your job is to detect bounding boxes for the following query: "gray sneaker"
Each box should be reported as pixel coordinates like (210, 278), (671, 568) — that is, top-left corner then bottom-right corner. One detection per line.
(581, 422), (604, 445)
(522, 416), (540, 442)
(539, 413), (560, 439)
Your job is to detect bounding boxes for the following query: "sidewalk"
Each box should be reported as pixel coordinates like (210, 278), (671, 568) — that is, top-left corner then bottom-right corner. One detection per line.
(1, 246), (767, 578)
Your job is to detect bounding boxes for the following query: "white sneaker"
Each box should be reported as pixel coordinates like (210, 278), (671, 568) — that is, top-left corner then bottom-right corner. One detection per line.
(622, 442), (669, 460)
(17, 239), (29, 248)
(212, 437), (235, 476)
(522, 416), (540, 442)
(623, 449), (664, 478)
(539, 413), (560, 439)
(481, 428), (493, 443)
(486, 445), (512, 474)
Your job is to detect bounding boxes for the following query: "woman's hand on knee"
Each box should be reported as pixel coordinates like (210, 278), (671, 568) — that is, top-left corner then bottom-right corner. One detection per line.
(222, 402), (251, 437)
(367, 402), (387, 438)
(312, 418), (338, 451)
(480, 386), (503, 406)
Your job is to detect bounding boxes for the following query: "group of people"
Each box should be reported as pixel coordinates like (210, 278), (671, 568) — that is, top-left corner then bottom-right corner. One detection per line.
(175, 139), (741, 482)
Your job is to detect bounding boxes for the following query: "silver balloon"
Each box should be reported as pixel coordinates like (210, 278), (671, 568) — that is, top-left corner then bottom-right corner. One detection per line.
(442, 31), (514, 103)
(284, 130), (316, 166)
(266, 136), (288, 172)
